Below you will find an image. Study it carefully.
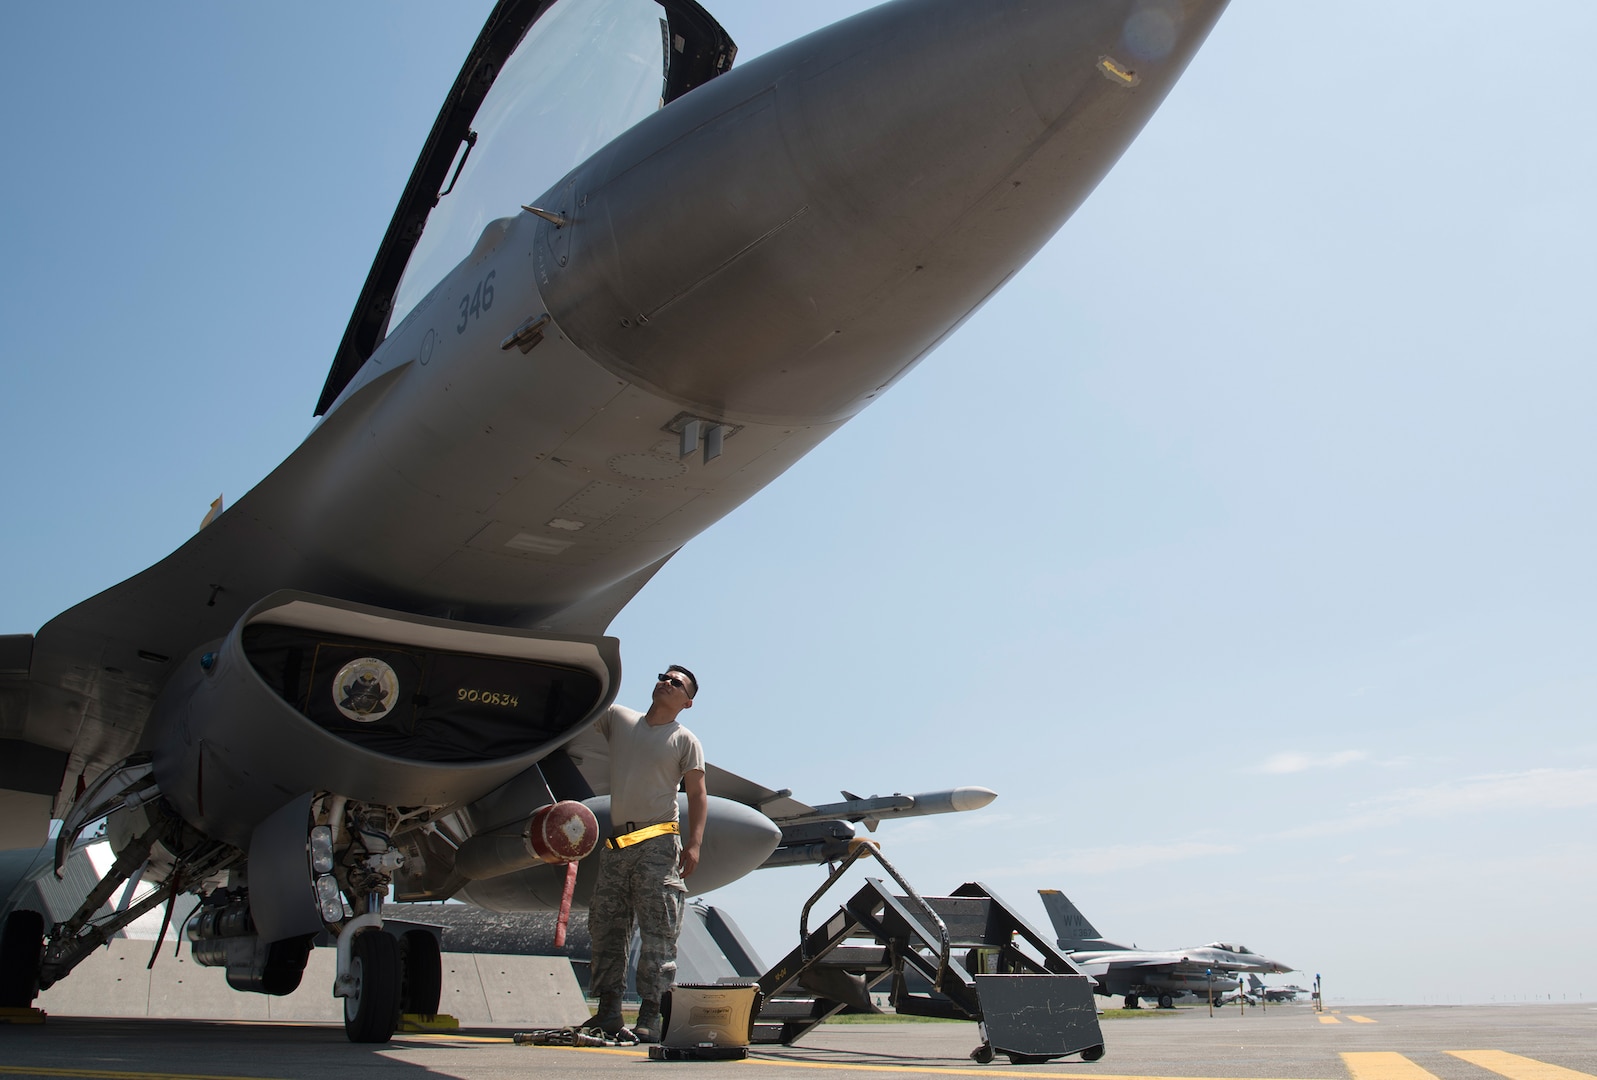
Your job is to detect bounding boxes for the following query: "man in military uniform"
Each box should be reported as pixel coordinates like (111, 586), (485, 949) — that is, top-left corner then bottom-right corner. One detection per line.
(586, 665), (706, 1043)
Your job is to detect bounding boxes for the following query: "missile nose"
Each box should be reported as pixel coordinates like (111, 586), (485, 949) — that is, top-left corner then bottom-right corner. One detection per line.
(900, 785), (1000, 817)
(539, 0), (1230, 424)
(949, 786), (999, 813)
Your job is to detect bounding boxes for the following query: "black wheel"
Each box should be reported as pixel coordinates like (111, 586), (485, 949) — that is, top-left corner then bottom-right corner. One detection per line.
(344, 930), (401, 1043)
(1158, 993), (1174, 1009)
(1007, 1054), (1052, 1065)
(260, 934), (315, 996)
(0, 909), (46, 1008)
(398, 929), (442, 1016)
(1123, 994), (1140, 1009)
(1082, 1044), (1106, 1062)
(971, 1043), (995, 1064)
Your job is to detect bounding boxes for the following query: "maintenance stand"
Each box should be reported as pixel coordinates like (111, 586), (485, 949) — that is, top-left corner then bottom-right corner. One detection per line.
(752, 842), (1104, 1065)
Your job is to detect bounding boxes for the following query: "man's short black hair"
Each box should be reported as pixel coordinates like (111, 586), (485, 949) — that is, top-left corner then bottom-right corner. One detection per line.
(667, 664), (699, 699)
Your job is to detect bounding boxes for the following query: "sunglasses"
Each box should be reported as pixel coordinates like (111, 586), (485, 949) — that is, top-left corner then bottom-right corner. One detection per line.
(656, 672), (689, 692)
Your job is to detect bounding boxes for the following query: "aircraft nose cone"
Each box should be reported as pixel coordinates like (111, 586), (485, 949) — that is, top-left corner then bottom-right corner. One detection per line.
(539, 0), (1229, 424)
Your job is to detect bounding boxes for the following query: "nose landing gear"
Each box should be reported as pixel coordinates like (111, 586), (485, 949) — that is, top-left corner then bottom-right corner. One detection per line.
(343, 930), (401, 1043)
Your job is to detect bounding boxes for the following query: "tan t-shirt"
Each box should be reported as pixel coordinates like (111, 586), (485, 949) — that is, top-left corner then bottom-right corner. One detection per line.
(593, 705), (704, 829)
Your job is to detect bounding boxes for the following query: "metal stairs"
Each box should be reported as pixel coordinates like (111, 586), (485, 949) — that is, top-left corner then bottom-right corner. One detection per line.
(752, 842), (1104, 1065)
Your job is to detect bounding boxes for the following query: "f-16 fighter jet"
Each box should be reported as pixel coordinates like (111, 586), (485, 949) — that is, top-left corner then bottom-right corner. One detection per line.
(0, 0), (1228, 1042)
(1040, 888), (1290, 1009)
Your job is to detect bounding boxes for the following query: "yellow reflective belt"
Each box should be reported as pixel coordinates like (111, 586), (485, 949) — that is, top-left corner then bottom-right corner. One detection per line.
(606, 821), (679, 850)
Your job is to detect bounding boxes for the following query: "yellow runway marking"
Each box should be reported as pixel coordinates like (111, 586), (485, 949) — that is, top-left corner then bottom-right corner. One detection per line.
(1348, 1016), (1378, 1024)
(745, 1061), (1322, 1080)
(514, 1044), (1327, 1080)
(1320, 1015), (1343, 1023)
(507, 1045), (648, 1058)
(1448, 1051), (1597, 1080)
(0, 1068), (294, 1080)
(1343, 1052), (1443, 1080)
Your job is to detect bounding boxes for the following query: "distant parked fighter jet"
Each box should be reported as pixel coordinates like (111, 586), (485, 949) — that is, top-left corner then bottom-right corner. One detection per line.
(1247, 973), (1309, 1003)
(1039, 889), (1291, 1009)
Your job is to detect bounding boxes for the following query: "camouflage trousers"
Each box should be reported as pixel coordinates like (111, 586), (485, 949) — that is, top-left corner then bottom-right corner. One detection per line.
(587, 832), (686, 1010)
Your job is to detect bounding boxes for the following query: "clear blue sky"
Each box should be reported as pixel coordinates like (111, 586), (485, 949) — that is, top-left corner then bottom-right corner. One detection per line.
(3, 2), (1593, 1005)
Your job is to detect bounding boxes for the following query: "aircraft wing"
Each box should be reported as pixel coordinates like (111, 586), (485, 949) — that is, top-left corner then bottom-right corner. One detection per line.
(1097, 954), (1279, 976)
(702, 763), (818, 821)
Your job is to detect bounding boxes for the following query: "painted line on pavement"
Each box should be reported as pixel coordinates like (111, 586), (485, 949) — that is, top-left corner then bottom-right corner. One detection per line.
(507, 1043), (1333, 1080)
(1448, 1051), (1597, 1080)
(0, 1068), (293, 1080)
(744, 1056), (1331, 1080)
(1343, 1052), (1442, 1080)
(505, 1045), (648, 1058)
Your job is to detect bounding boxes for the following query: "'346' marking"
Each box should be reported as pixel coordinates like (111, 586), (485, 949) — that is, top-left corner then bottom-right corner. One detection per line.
(456, 270), (495, 333)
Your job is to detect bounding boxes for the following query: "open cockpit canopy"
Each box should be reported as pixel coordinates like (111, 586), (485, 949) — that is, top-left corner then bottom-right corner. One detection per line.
(316, 0), (735, 415)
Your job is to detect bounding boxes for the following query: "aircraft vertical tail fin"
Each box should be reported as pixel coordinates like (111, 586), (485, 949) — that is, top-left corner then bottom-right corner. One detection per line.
(1038, 888), (1109, 949)
(1248, 974), (1265, 992)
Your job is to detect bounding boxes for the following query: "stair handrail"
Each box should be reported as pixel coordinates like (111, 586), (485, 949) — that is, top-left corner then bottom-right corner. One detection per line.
(798, 839), (952, 990)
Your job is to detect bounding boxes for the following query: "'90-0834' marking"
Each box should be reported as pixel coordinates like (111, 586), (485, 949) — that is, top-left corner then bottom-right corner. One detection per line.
(457, 687), (518, 708)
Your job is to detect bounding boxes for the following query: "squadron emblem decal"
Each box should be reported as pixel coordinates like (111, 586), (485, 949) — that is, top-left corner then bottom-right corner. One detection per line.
(333, 658), (398, 722)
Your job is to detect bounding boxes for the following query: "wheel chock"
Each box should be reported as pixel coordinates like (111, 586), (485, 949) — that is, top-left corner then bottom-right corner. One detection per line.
(398, 1013), (460, 1032)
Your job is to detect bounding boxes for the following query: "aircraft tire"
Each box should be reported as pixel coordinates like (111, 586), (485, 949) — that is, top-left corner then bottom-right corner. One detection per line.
(1124, 994), (1140, 1009)
(1082, 1045), (1106, 1062)
(970, 1043), (995, 1064)
(1157, 993), (1174, 1009)
(344, 930), (401, 1043)
(399, 930), (442, 1016)
(0, 909), (45, 1008)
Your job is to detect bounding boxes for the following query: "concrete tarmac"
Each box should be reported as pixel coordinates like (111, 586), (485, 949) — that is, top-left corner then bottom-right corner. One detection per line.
(1, 1004), (1593, 1080)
